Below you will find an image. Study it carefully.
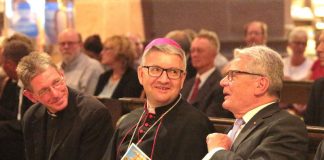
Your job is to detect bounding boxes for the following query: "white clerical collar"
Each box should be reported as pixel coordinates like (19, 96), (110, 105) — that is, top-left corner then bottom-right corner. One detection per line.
(196, 66), (216, 88)
(242, 101), (276, 124)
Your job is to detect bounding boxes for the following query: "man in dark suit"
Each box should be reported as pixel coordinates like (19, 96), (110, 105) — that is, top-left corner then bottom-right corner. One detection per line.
(203, 46), (308, 160)
(181, 29), (232, 118)
(17, 52), (114, 160)
(0, 39), (34, 160)
(305, 30), (324, 126)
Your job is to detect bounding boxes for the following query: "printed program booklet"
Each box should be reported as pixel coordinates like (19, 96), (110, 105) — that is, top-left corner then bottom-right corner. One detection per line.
(121, 143), (151, 160)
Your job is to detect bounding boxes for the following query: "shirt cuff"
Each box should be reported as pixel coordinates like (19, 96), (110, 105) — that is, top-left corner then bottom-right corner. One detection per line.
(202, 147), (225, 160)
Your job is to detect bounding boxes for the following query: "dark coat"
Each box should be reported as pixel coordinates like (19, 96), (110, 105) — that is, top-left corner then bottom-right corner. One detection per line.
(181, 68), (232, 118)
(22, 88), (114, 160)
(95, 67), (142, 99)
(103, 97), (215, 160)
(210, 103), (308, 160)
(304, 78), (324, 126)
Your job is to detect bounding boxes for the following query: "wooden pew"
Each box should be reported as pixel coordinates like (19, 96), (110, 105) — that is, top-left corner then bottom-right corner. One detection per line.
(209, 117), (324, 160)
(97, 97), (145, 127)
(280, 80), (313, 104)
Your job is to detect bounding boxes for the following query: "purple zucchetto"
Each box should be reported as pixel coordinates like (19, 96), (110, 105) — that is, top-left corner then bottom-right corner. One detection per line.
(144, 38), (182, 52)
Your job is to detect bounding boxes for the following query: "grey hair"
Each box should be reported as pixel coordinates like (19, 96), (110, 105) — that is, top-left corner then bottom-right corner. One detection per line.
(16, 51), (59, 91)
(141, 44), (187, 71)
(288, 27), (308, 43)
(196, 29), (220, 53)
(234, 45), (283, 97)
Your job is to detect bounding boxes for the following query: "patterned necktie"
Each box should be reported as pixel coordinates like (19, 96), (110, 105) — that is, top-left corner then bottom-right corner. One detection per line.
(188, 77), (200, 103)
(229, 118), (245, 141)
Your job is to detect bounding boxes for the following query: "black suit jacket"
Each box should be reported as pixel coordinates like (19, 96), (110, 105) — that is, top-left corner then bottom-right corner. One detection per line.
(210, 103), (308, 160)
(0, 78), (33, 120)
(23, 88), (114, 160)
(95, 67), (142, 99)
(0, 78), (33, 160)
(181, 68), (232, 118)
(304, 78), (324, 126)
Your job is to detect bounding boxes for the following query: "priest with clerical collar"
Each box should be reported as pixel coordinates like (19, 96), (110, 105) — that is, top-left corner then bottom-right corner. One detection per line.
(17, 52), (114, 160)
(102, 38), (214, 160)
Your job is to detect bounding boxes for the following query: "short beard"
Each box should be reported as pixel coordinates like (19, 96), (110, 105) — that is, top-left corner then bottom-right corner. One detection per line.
(62, 52), (78, 64)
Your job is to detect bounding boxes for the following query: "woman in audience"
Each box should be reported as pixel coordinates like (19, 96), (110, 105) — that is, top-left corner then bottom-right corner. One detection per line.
(283, 27), (313, 81)
(95, 35), (142, 99)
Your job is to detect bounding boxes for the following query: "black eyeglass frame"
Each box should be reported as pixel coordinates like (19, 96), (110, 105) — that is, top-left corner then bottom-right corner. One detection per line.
(141, 66), (185, 79)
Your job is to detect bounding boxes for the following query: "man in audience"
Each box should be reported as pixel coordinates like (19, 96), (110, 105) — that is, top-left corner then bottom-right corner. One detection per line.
(305, 30), (324, 126)
(283, 27), (313, 81)
(126, 32), (144, 69)
(181, 29), (232, 117)
(203, 46), (308, 160)
(304, 77), (324, 126)
(17, 52), (114, 160)
(58, 28), (104, 95)
(165, 29), (196, 80)
(0, 39), (34, 160)
(244, 21), (268, 46)
(0, 40), (33, 120)
(102, 38), (214, 160)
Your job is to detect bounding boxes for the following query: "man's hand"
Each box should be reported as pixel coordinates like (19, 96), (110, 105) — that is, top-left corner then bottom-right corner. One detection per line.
(206, 133), (232, 151)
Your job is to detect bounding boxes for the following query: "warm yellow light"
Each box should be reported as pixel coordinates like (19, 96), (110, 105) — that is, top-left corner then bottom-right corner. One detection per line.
(316, 22), (324, 29)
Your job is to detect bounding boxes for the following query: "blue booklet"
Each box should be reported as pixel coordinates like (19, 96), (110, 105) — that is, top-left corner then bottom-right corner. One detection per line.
(121, 143), (151, 160)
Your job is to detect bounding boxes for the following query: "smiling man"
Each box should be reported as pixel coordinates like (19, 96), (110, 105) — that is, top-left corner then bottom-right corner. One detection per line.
(203, 46), (308, 160)
(17, 52), (113, 160)
(102, 38), (214, 160)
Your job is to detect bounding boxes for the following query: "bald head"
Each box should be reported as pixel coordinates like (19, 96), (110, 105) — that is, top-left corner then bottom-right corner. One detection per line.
(58, 29), (82, 63)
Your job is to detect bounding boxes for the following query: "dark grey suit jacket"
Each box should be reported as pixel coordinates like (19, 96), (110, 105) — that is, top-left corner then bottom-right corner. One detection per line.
(304, 78), (324, 126)
(22, 88), (114, 160)
(181, 68), (232, 118)
(211, 103), (308, 160)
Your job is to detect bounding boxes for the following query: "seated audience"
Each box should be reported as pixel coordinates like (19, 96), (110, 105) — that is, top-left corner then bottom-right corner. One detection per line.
(181, 29), (232, 118)
(165, 29), (196, 80)
(95, 35), (142, 99)
(17, 52), (114, 160)
(126, 33), (144, 69)
(102, 38), (214, 160)
(83, 34), (103, 61)
(310, 30), (324, 80)
(0, 38), (34, 160)
(283, 27), (313, 81)
(244, 21), (268, 46)
(58, 28), (104, 95)
(203, 46), (308, 160)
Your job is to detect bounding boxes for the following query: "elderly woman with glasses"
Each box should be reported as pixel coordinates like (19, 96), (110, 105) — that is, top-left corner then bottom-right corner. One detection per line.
(94, 35), (142, 99)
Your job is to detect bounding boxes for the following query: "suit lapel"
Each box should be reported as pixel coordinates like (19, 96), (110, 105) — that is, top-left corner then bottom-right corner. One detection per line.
(231, 103), (280, 151)
(193, 69), (221, 105)
(31, 106), (47, 160)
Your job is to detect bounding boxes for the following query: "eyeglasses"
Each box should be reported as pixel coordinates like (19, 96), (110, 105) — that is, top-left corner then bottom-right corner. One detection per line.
(37, 77), (65, 97)
(59, 41), (80, 46)
(142, 66), (184, 79)
(246, 31), (263, 36)
(225, 70), (264, 82)
(292, 41), (307, 46)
